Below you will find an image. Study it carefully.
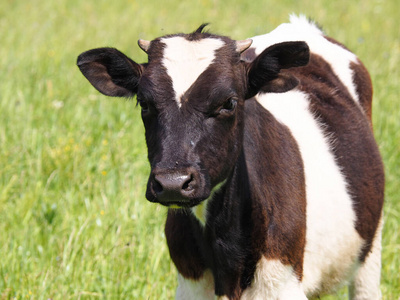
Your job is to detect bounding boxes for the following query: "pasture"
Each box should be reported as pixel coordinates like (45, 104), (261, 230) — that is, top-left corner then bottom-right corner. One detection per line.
(0, 0), (399, 299)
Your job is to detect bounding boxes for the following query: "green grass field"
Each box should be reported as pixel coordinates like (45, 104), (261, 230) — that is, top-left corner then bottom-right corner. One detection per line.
(0, 0), (399, 299)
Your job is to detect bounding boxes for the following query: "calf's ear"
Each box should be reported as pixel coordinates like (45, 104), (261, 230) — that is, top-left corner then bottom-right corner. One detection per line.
(77, 48), (143, 98)
(246, 41), (309, 98)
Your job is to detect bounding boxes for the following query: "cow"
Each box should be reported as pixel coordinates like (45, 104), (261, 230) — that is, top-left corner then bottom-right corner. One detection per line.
(77, 15), (384, 300)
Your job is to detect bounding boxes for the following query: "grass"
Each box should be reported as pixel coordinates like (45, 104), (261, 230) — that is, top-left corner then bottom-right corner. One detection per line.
(0, 0), (399, 299)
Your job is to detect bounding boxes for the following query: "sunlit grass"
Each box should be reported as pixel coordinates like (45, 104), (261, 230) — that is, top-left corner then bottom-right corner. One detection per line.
(0, 0), (399, 299)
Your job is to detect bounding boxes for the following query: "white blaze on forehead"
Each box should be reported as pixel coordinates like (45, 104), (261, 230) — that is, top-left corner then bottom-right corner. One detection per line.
(161, 36), (225, 107)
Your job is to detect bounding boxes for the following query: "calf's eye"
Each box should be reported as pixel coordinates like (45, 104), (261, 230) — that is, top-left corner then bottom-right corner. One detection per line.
(221, 98), (237, 113)
(138, 99), (149, 112)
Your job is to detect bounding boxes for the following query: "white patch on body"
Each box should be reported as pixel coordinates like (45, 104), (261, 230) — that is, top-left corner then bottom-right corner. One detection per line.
(250, 15), (361, 106)
(349, 215), (383, 300)
(241, 258), (307, 300)
(257, 90), (364, 296)
(176, 270), (215, 300)
(161, 36), (225, 107)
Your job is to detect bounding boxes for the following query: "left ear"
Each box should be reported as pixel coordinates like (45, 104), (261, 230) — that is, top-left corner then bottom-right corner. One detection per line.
(245, 41), (309, 98)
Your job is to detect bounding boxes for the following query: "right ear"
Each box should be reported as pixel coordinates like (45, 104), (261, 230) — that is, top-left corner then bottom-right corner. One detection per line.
(77, 48), (143, 98)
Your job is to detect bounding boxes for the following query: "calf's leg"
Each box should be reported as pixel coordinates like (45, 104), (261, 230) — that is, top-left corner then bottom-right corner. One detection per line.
(348, 217), (383, 300)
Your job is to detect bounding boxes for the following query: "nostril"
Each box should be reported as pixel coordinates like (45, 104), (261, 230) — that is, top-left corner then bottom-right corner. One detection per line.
(153, 176), (164, 195)
(182, 174), (194, 191)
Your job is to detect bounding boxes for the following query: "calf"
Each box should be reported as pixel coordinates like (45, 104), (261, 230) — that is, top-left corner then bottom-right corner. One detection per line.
(77, 15), (384, 299)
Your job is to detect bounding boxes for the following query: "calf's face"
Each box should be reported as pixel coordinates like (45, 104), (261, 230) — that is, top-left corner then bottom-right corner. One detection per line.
(77, 27), (309, 208)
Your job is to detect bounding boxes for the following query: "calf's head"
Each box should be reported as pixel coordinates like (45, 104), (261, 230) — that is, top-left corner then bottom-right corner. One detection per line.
(77, 26), (309, 208)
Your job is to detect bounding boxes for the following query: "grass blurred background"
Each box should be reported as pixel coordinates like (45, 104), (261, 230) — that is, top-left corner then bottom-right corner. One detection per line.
(0, 0), (398, 299)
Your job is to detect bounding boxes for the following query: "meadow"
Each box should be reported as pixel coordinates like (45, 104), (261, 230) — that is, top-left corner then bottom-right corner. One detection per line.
(0, 0), (399, 299)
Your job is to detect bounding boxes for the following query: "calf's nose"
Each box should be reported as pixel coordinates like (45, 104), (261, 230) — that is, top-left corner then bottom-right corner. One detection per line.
(151, 171), (196, 204)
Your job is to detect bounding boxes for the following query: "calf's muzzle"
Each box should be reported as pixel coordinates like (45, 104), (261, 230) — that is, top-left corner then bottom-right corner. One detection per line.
(146, 165), (210, 207)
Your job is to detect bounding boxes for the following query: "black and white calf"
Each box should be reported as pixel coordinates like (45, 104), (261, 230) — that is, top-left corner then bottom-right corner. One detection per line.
(77, 15), (384, 300)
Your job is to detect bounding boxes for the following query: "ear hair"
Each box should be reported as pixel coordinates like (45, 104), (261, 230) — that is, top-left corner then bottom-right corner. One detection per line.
(259, 72), (300, 94)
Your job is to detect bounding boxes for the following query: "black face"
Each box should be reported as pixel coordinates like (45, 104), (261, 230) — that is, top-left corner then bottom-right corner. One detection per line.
(137, 41), (247, 207)
(77, 27), (310, 208)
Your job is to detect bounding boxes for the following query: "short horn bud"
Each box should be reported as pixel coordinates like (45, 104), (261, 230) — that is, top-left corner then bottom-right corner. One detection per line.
(236, 39), (253, 53)
(138, 39), (151, 53)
